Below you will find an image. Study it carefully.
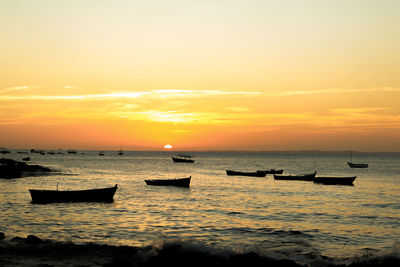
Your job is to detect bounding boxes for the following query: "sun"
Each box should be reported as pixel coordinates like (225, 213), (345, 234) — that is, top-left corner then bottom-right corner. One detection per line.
(164, 144), (173, 149)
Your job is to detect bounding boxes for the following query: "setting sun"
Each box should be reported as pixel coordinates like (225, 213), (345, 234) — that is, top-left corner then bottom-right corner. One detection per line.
(164, 144), (173, 149)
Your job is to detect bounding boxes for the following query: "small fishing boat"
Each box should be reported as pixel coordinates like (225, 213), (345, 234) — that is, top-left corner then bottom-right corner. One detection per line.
(226, 170), (267, 177)
(99, 151), (105, 156)
(347, 151), (368, 168)
(0, 148), (11, 154)
(67, 150), (77, 154)
(273, 171), (317, 181)
(29, 184), (118, 203)
(347, 162), (368, 168)
(257, 169), (284, 175)
(145, 176), (191, 188)
(118, 150), (124, 155)
(314, 176), (356, 185)
(172, 154), (195, 163)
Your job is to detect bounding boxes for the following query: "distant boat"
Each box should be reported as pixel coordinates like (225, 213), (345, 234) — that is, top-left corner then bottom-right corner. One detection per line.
(22, 157), (30, 161)
(99, 151), (105, 156)
(118, 150), (124, 155)
(314, 176), (356, 185)
(17, 151), (29, 154)
(30, 149), (43, 154)
(347, 162), (368, 168)
(29, 184), (118, 203)
(257, 169), (284, 175)
(145, 176), (191, 188)
(347, 152), (368, 168)
(226, 170), (267, 177)
(172, 154), (195, 163)
(273, 171), (317, 181)
(67, 150), (77, 154)
(0, 148), (11, 154)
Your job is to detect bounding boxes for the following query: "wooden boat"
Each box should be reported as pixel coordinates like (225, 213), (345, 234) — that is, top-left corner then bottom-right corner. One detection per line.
(257, 169), (284, 174)
(273, 171), (316, 181)
(30, 149), (44, 154)
(29, 184), (118, 203)
(347, 161), (368, 168)
(226, 170), (267, 177)
(314, 176), (356, 185)
(0, 148), (11, 154)
(172, 154), (195, 163)
(145, 176), (191, 188)
(347, 151), (368, 168)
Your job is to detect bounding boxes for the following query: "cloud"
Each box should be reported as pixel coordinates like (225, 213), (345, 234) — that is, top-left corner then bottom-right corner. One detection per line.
(265, 87), (400, 97)
(0, 86), (30, 94)
(0, 89), (263, 101)
(330, 107), (390, 114)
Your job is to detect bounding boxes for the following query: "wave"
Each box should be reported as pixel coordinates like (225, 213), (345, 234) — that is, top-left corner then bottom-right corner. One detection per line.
(1, 234), (399, 267)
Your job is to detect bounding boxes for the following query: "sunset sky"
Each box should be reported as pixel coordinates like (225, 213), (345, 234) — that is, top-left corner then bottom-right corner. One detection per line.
(1, 0), (399, 151)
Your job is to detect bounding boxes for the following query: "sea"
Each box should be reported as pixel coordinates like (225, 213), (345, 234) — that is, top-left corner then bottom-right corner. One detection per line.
(1, 150), (399, 266)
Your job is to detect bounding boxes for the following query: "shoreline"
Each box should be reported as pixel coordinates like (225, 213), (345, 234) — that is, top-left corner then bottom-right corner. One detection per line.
(1, 233), (399, 267)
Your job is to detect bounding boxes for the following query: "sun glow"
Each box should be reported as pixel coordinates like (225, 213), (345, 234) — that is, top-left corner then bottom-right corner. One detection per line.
(164, 144), (173, 149)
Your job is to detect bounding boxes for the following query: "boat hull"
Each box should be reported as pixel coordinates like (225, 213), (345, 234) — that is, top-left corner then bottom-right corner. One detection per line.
(273, 172), (316, 181)
(29, 185), (118, 203)
(226, 170), (267, 177)
(172, 157), (194, 163)
(347, 162), (368, 168)
(314, 176), (356, 185)
(145, 176), (191, 188)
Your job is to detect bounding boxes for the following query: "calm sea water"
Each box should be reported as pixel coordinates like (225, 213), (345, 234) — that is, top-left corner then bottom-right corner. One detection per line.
(1, 151), (399, 265)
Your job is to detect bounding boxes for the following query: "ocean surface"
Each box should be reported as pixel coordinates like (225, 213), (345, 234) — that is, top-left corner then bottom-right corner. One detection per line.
(1, 150), (399, 265)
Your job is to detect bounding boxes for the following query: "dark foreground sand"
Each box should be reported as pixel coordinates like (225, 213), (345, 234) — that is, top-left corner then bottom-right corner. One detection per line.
(1, 233), (399, 267)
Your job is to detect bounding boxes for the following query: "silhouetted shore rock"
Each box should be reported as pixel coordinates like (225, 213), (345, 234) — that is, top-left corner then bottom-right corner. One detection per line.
(0, 234), (399, 267)
(0, 158), (58, 179)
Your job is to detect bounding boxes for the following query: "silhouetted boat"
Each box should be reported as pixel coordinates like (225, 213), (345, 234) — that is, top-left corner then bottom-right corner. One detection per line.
(172, 154), (194, 163)
(118, 150), (124, 155)
(22, 157), (30, 161)
(67, 150), (77, 154)
(347, 162), (368, 168)
(17, 151), (29, 154)
(273, 171), (317, 181)
(99, 151), (105, 156)
(257, 169), (284, 174)
(226, 170), (267, 177)
(0, 148), (11, 154)
(29, 184), (118, 203)
(145, 176), (191, 188)
(347, 151), (368, 168)
(314, 176), (356, 185)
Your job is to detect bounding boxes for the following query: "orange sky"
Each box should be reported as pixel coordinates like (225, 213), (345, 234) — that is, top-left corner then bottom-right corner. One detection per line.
(1, 1), (399, 151)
